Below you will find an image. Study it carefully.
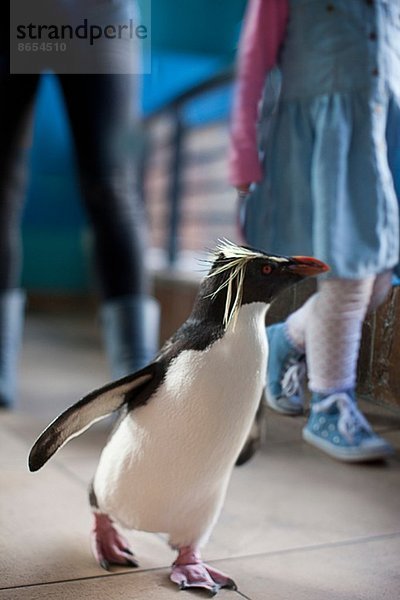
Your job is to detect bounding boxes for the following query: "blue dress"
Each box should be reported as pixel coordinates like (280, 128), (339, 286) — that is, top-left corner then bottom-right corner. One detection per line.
(244, 0), (400, 279)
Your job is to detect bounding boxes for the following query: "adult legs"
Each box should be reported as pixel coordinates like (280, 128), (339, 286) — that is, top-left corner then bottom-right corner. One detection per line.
(0, 73), (40, 406)
(59, 74), (159, 378)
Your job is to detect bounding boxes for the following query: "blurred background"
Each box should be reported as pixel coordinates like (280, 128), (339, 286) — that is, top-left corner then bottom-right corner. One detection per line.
(19, 0), (400, 410)
(22, 0), (246, 294)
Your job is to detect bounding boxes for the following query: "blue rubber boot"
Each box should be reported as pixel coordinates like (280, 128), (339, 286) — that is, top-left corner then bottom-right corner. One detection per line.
(303, 391), (394, 462)
(101, 295), (160, 380)
(265, 322), (306, 415)
(0, 290), (25, 409)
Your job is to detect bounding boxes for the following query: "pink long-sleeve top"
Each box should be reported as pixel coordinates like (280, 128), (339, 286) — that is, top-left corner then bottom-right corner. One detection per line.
(228, 0), (288, 187)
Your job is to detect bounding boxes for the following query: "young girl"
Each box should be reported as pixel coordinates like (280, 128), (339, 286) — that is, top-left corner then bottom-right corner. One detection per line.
(229, 0), (400, 461)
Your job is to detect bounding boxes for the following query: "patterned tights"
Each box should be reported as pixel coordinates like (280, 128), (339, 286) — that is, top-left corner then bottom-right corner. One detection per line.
(286, 272), (392, 394)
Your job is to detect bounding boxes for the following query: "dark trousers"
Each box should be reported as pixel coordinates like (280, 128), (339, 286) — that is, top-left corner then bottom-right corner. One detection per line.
(0, 72), (148, 299)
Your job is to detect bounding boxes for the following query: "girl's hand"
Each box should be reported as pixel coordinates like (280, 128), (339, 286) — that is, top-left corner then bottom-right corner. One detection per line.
(235, 183), (251, 194)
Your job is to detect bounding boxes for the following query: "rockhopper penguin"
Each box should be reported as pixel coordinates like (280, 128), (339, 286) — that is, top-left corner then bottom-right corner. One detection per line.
(29, 241), (329, 595)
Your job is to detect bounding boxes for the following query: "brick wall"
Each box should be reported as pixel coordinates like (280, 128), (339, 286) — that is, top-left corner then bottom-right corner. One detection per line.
(144, 115), (240, 257)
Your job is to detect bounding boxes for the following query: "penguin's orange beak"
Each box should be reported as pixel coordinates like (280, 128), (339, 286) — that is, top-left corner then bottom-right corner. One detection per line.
(288, 256), (330, 277)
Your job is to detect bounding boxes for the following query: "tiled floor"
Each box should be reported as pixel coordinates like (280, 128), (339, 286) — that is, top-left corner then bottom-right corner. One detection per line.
(1, 310), (400, 600)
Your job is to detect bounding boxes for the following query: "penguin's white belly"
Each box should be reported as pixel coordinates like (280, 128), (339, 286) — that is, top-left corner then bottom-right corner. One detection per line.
(94, 302), (268, 547)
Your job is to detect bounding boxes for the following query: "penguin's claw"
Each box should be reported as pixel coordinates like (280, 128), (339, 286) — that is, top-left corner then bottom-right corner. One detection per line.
(171, 547), (237, 595)
(91, 513), (139, 570)
(171, 563), (236, 595)
(99, 559), (111, 572)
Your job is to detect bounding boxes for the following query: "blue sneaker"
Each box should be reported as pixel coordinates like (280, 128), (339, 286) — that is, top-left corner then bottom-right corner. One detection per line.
(265, 323), (306, 416)
(303, 391), (394, 462)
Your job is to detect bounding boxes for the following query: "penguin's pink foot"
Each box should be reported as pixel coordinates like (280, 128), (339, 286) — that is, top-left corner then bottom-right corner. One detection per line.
(170, 546), (237, 596)
(91, 513), (139, 571)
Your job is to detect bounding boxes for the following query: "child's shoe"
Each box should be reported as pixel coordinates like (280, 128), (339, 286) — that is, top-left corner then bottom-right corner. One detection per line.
(303, 391), (394, 462)
(265, 323), (306, 415)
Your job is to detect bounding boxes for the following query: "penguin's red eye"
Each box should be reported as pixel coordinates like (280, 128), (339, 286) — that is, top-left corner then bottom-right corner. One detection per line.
(262, 265), (272, 275)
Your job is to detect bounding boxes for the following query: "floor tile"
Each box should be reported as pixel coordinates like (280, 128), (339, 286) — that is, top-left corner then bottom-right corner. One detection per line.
(0, 427), (31, 469)
(211, 533), (400, 600)
(0, 568), (240, 600)
(4, 407), (400, 568)
(3, 310), (400, 599)
(206, 439), (400, 559)
(3, 535), (399, 600)
(0, 423), (175, 588)
(18, 313), (108, 420)
(0, 466), (175, 588)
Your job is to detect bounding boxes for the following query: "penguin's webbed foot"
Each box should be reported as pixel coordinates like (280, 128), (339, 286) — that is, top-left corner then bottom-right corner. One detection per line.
(91, 513), (139, 571)
(170, 546), (237, 596)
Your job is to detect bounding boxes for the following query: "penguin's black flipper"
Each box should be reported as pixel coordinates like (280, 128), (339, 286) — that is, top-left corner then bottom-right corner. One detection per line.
(29, 363), (162, 472)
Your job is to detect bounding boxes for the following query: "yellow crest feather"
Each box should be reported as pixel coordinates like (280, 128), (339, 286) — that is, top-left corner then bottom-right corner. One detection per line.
(205, 240), (265, 329)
